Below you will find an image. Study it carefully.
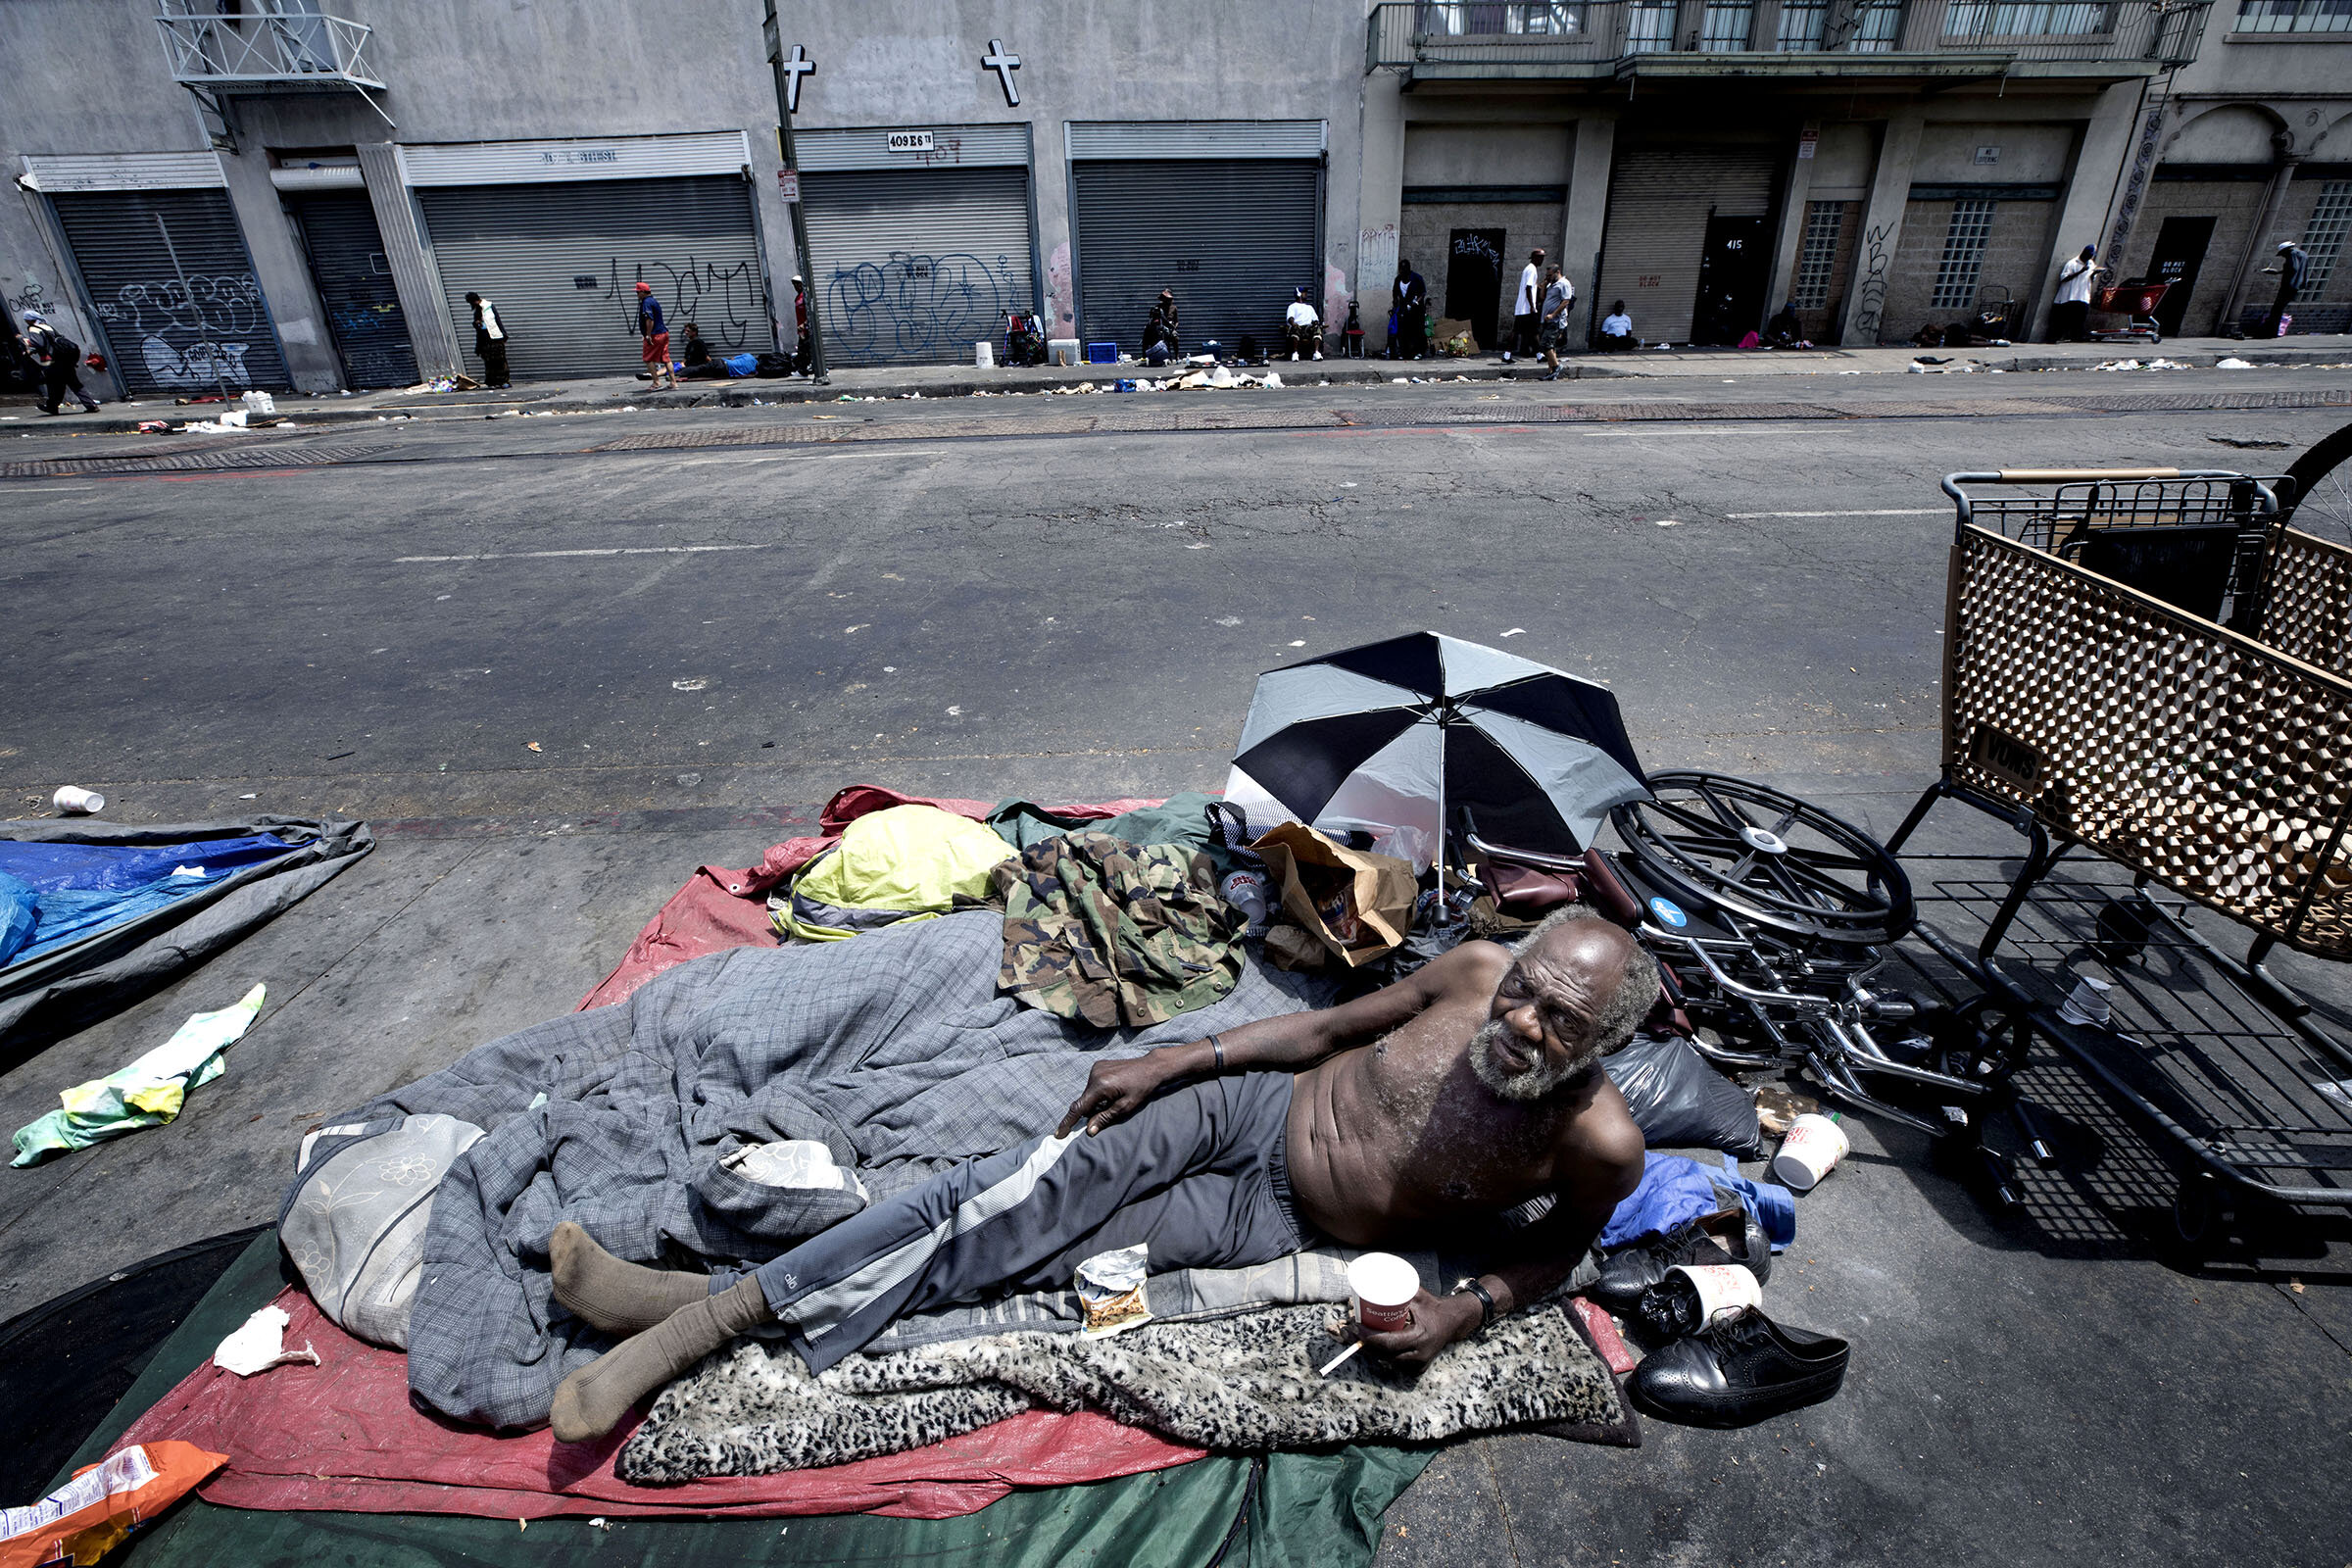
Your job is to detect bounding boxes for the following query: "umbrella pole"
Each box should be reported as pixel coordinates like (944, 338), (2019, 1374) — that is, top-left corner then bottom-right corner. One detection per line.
(1434, 713), (1446, 887)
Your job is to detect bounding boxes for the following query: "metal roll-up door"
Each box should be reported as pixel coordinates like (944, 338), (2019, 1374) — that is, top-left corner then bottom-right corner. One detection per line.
(1596, 146), (1780, 345)
(1072, 160), (1321, 355)
(417, 175), (765, 382)
(800, 166), (1036, 367)
(50, 189), (292, 397)
(288, 190), (418, 388)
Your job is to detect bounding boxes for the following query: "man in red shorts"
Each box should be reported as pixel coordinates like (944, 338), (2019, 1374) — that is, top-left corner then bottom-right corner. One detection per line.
(636, 281), (673, 391)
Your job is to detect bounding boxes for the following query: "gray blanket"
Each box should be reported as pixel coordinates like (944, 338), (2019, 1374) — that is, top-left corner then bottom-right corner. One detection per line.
(334, 910), (1333, 1430)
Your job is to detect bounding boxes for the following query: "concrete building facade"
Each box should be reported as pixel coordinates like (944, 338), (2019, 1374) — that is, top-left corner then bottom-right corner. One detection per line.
(4, 0), (2344, 394)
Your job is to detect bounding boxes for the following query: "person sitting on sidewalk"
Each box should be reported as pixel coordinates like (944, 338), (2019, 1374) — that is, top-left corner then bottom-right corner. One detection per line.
(1143, 289), (1181, 367)
(1597, 303), (1636, 353)
(545, 909), (1656, 1441)
(1282, 288), (1324, 362)
(675, 322), (758, 380)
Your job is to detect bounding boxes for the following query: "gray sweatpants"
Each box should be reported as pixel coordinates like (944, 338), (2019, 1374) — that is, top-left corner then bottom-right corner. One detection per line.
(746, 1071), (1309, 1372)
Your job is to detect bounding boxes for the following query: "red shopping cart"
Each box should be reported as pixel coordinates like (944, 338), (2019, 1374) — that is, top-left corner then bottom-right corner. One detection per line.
(2087, 274), (2168, 346)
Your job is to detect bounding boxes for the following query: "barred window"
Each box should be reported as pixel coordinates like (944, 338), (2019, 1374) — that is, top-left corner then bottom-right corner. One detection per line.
(1931, 199), (1997, 311)
(2302, 181), (2352, 293)
(2234, 0), (2352, 31)
(1792, 202), (1848, 308)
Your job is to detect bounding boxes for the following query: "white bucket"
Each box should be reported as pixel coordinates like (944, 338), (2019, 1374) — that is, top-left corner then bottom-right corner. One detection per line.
(974, 341), (995, 368)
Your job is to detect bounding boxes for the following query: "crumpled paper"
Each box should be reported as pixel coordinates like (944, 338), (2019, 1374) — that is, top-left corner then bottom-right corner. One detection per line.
(213, 1303), (320, 1377)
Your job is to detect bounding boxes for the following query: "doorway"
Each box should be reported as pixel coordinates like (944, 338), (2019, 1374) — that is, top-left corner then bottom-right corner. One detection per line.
(1691, 213), (1770, 345)
(2145, 216), (2217, 339)
(1445, 228), (1506, 350)
(288, 190), (417, 388)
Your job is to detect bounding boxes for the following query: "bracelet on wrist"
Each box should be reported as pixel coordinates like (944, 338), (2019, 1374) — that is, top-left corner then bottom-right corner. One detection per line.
(1450, 1277), (1497, 1334)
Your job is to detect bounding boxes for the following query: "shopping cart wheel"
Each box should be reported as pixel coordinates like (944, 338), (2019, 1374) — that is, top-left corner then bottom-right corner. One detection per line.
(2171, 1171), (2230, 1248)
(1610, 772), (1914, 947)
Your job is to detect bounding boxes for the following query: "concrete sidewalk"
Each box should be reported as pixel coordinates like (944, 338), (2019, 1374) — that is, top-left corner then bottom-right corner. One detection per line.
(7, 333), (2348, 436)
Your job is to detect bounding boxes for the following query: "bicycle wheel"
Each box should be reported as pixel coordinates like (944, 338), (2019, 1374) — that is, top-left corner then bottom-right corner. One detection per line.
(1609, 771), (1915, 947)
(2280, 417), (2352, 547)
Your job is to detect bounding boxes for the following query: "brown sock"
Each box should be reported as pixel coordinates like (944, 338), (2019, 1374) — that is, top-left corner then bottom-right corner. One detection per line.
(550, 1221), (713, 1336)
(549, 1276), (772, 1443)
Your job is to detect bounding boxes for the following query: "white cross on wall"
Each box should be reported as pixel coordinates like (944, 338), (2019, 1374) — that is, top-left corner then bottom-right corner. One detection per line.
(982, 38), (1020, 107)
(780, 44), (814, 115)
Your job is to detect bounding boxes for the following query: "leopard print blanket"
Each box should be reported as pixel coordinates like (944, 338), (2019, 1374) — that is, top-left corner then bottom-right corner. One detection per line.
(618, 1300), (1625, 1482)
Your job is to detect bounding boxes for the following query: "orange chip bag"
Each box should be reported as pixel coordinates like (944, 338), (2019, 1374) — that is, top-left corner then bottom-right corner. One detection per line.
(0, 1441), (225, 1567)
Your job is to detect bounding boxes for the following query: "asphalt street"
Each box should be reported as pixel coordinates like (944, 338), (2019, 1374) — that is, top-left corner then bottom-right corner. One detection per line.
(4, 368), (2351, 1566)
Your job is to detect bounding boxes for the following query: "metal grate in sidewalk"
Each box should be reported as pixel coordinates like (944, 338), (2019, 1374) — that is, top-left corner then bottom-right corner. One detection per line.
(1, 443), (389, 477)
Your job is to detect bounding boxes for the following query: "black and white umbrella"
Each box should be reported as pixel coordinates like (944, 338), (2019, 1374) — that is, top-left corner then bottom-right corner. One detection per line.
(1230, 631), (1650, 866)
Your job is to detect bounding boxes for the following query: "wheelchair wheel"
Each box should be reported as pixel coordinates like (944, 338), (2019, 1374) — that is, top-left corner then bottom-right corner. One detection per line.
(2281, 416), (2352, 547)
(1610, 771), (1915, 947)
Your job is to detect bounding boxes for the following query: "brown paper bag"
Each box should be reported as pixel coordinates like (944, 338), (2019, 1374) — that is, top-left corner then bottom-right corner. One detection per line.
(1252, 822), (1418, 968)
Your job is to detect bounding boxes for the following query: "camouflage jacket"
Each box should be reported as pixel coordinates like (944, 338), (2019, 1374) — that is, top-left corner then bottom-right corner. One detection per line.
(994, 831), (1247, 1028)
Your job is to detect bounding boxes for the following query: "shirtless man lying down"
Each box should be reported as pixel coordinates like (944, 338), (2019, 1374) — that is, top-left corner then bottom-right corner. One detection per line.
(548, 908), (1656, 1441)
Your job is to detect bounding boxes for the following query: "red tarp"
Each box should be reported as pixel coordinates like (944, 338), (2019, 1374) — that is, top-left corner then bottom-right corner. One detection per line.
(117, 785), (1196, 1521)
(117, 1289), (1202, 1520)
(577, 785), (1157, 1010)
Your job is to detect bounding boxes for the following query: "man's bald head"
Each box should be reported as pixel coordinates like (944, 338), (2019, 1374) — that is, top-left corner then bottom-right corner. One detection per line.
(1471, 907), (1660, 1102)
(1520, 906), (1659, 1059)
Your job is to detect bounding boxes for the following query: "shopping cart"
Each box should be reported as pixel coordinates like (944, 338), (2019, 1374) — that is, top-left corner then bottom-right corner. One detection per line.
(2087, 276), (2168, 346)
(1885, 467), (2352, 1243)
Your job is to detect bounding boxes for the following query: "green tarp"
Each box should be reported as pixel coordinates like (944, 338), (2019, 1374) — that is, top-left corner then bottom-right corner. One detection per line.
(71, 1233), (1430, 1567)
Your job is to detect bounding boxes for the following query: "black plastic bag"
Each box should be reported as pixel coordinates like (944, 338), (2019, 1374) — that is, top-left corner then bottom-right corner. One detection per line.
(1604, 1033), (1762, 1157)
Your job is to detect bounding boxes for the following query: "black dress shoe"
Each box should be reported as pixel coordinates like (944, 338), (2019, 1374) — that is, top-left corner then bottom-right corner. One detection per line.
(1586, 1210), (1772, 1315)
(1629, 1306), (1849, 1427)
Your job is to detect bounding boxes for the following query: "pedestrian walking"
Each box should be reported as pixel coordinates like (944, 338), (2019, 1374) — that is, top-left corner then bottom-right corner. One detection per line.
(636, 281), (674, 390)
(1535, 263), (1574, 380)
(1393, 259), (1428, 360)
(2050, 246), (2096, 342)
(2261, 240), (2309, 338)
(789, 273), (812, 375)
(19, 311), (100, 416)
(1506, 247), (1544, 364)
(464, 291), (511, 388)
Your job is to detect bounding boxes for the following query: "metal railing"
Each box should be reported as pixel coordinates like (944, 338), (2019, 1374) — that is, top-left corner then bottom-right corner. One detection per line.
(1367, 0), (2208, 69)
(157, 5), (384, 88)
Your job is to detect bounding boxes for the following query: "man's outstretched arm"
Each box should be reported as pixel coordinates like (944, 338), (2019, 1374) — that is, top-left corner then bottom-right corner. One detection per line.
(1056, 940), (1507, 1136)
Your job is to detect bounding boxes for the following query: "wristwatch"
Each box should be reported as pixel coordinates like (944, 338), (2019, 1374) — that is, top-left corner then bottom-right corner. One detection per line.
(1449, 1277), (1496, 1334)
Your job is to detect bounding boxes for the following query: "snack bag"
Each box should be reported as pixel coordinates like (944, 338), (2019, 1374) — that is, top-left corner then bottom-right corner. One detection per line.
(0, 1441), (225, 1567)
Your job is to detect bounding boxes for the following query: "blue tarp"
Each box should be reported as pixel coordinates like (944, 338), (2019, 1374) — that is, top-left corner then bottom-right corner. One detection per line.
(0, 834), (301, 969)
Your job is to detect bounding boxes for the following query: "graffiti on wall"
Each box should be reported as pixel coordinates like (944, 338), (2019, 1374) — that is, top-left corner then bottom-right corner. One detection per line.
(8, 278), (62, 323)
(824, 250), (1021, 365)
(2103, 97), (2172, 268)
(1849, 221), (1891, 343)
(1359, 222), (1399, 293)
(96, 273), (270, 388)
(604, 258), (766, 348)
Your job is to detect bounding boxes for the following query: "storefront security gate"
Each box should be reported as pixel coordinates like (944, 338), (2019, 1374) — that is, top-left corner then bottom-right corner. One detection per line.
(49, 188), (292, 397)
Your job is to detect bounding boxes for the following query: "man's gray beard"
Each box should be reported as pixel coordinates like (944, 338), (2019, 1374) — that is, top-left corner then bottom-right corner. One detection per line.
(1469, 1017), (1585, 1102)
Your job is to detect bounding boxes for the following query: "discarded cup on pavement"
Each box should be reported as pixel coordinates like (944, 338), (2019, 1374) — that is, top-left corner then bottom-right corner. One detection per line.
(1348, 1251), (1419, 1334)
(52, 785), (105, 816)
(2057, 973), (2114, 1028)
(1771, 1112), (1849, 1192)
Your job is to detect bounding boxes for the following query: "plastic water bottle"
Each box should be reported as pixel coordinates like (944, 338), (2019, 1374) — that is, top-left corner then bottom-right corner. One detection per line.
(1220, 868), (1271, 935)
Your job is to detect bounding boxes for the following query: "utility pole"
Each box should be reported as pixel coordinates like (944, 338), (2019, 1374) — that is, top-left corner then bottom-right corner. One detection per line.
(761, 0), (827, 384)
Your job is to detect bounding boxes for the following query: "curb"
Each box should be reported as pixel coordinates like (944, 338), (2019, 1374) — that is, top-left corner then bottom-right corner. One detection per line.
(14, 346), (2347, 437)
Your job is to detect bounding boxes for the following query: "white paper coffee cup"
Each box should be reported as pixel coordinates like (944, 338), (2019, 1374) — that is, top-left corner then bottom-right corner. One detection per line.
(1772, 1112), (1850, 1192)
(52, 785), (105, 816)
(1668, 1261), (1764, 1323)
(1348, 1251), (1419, 1334)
